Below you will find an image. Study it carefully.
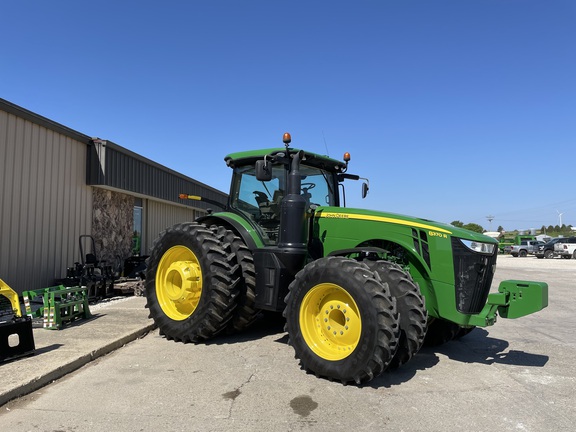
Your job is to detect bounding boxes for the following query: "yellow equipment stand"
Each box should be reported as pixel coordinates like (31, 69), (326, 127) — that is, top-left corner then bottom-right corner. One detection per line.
(0, 278), (36, 362)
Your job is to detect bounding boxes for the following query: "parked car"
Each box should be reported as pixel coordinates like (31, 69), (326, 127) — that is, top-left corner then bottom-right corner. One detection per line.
(510, 240), (544, 257)
(535, 237), (576, 259)
(500, 235), (537, 254)
(554, 237), (576, 259)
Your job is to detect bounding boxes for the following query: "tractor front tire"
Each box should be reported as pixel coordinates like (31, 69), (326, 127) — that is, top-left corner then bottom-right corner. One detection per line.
(423, 318), (460, 346)
(145, 222), (239, 343)
(284, 257), (399, 385)
(364, 260), (427, 368)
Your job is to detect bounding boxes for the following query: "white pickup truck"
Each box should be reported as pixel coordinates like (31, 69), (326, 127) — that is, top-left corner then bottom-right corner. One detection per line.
(554, 240), (576, 259)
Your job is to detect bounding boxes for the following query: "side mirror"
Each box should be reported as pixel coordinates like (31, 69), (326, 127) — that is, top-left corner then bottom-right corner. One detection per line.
(362, 182), (369, 199)
(255, 160), (272, 181)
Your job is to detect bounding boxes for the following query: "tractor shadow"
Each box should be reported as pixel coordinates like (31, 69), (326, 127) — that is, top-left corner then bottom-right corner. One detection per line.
(206, 318), (549, 389)
(368, 328), (549, 389)
(428, 328), (549, 367)
(206, 311), (287, 345)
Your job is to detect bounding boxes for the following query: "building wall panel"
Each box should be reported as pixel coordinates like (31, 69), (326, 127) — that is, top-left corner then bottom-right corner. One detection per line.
(0, 110), (92, 293)
(144, 200), (202, 254)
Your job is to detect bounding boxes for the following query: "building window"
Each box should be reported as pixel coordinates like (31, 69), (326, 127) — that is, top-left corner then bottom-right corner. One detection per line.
(133, 198), (143, 255)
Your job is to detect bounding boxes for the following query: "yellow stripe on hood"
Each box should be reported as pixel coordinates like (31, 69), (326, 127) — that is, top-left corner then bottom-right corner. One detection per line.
(317, 212), (453, 234)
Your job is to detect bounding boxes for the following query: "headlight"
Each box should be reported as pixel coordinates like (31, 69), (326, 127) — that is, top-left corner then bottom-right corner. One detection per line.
(459, 239), (496, 254)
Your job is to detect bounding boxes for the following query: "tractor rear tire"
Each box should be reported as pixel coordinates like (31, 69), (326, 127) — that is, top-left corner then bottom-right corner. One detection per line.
(364, 260), (427, 368)
(210, 225), (260, 332)
(145, 222), (239, 343)
(284, 256), (399, 385)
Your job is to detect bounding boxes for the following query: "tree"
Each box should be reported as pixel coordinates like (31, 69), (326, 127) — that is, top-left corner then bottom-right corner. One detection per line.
(497, 225), (504, 232)
(451, 221), (464, 228)
(463, 223), (484, 233)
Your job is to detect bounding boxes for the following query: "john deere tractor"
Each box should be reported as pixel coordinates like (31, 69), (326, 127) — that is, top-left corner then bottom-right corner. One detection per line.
(145, 133), (548, 384)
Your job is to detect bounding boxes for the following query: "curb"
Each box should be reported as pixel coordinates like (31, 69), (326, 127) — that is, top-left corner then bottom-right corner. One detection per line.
(0, 323), (155, 406)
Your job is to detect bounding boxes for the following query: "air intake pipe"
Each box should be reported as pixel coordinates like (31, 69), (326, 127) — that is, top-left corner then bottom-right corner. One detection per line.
(278, 149), (307, 250)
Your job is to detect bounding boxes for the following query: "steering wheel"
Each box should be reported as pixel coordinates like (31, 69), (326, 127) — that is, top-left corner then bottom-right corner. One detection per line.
(253, 190), (269, 202)
(301, 182), (315, 193)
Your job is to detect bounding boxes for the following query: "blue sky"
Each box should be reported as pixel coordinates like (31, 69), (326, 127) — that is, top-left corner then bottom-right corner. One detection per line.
(2, 1), (575, 232)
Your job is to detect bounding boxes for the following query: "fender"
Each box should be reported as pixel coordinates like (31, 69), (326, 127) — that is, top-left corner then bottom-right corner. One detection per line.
(197, 212), (265, 250)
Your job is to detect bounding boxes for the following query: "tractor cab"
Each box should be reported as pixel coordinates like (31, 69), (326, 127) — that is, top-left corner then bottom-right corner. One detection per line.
(224, 133), (365, 245)
(228, 156), (338, 244)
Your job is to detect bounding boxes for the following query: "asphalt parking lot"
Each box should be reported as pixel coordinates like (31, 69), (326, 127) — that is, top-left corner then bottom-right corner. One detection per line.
(1, 254), (574, 432)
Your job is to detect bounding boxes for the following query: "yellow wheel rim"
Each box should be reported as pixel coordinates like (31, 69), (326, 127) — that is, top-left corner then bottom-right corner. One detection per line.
(299, 283), (361, 361)
(156, 246), (202, 321)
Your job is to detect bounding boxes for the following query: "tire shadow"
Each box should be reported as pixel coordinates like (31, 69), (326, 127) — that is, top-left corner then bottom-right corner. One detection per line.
(367, 350), (441, 389)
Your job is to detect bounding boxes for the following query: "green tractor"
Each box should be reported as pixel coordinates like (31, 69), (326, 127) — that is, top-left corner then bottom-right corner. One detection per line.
(145, 133), (548, 384)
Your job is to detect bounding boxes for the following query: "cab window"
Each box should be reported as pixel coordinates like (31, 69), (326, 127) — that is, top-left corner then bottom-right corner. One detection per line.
(230, 163), (336, 244)
(231, 164), (285, 244)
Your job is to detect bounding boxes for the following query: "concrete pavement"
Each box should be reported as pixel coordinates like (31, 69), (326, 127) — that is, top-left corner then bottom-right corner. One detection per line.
(0, 296), (154, 406)
(1, 255), (574, 431)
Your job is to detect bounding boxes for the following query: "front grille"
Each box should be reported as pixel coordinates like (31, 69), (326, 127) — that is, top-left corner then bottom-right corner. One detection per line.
(451, 238), (497, 314)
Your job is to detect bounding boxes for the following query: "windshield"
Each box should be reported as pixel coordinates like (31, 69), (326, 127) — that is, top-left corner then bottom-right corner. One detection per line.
(230, 163), (336, 244)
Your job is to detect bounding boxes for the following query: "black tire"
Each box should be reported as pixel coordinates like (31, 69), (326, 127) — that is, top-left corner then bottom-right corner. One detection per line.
(210, 225), (260, 332)
(363, 260), (427, 368)
(145, 222), (239, 343)
(284, 256), (399, 385)
(423, 318), (460, 347)
(544, 250), (554, 259)
(573, 251), (576, 260)
(562, 255), (571, 260)
(519, 250), (527, 257)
